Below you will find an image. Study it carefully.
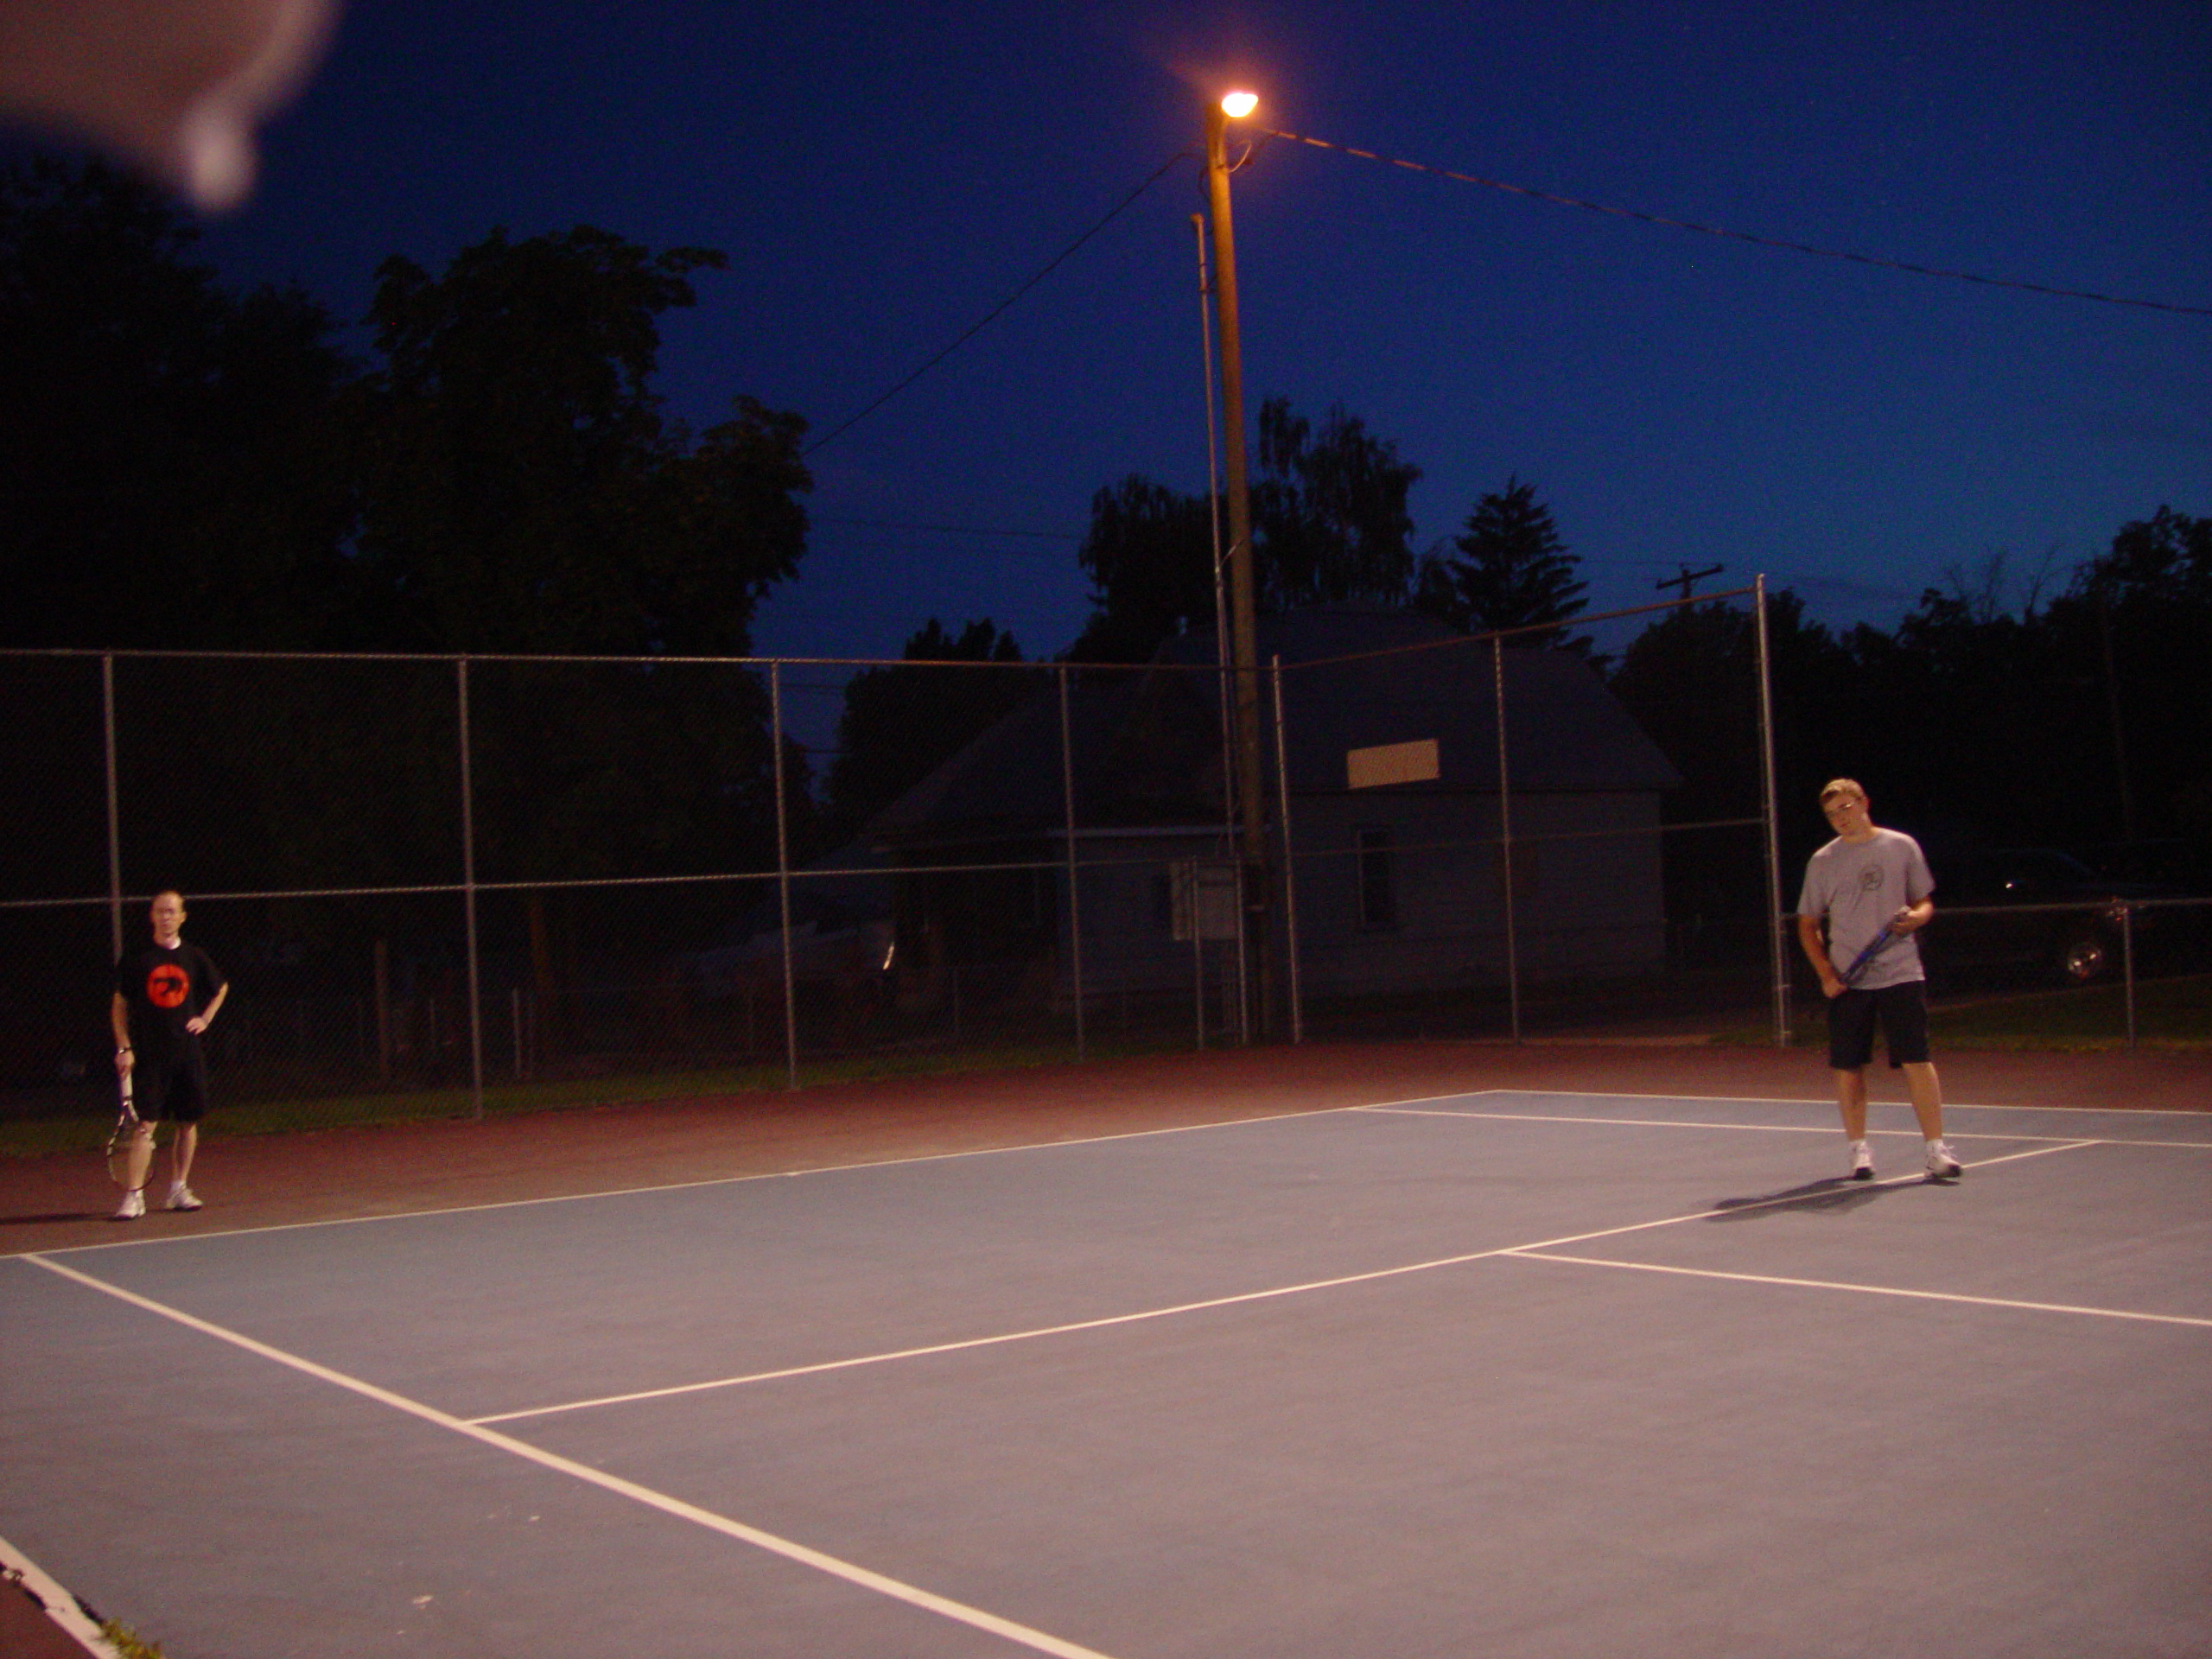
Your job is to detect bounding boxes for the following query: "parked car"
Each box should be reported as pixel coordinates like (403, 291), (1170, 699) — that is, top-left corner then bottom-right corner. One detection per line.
(1923, 848), (2181, 988)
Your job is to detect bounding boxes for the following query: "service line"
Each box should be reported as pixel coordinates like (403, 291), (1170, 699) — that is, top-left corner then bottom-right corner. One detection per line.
(470, 1142), (2096, 1427)
(22, 1253), (1124, 1659)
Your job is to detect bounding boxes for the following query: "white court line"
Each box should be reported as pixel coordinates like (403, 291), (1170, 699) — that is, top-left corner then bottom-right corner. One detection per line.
(1360, 1107), (2212, 1149)
(31, 1089), (1526, 1260)
(0, 1531), (117, 1655)
(1444, 1086), (2212, 1118)
(29, 1099), (1409, 1258)
(1506, 1251), (2212, 1329)
(468, 1143), (2094, 1427)
(21, 1253), (1124, 1659)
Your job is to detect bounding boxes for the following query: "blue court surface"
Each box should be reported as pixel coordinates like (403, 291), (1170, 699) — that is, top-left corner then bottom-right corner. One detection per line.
(5, 1089), (2209, 1657)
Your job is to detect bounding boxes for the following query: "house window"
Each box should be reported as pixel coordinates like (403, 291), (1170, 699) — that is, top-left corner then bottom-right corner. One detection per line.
(1357, 827), (1397, 931)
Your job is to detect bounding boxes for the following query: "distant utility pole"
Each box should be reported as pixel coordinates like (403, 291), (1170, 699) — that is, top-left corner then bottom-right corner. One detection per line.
(1658, 563), (1726, 601)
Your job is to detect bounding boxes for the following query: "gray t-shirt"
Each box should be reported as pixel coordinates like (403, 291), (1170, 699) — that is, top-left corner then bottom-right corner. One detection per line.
(1797, 827), (1935, 989)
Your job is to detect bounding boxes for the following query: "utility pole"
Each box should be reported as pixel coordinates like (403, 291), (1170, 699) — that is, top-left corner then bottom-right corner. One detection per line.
(1658, 563), (1726, 602)
(1205, 91), (1274, 1034)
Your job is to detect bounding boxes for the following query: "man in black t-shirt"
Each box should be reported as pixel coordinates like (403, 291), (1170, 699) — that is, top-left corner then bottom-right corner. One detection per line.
(111, 891), (228, 1219)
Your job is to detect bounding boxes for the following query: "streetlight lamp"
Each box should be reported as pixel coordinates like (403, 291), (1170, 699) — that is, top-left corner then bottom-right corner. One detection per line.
(1203, 89), (1273, 1033)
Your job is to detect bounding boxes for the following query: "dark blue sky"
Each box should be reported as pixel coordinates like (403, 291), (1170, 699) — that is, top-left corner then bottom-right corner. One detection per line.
(186, 1), (2209, 666)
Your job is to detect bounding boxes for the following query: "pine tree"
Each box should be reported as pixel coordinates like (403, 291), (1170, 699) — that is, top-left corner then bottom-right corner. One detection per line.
(1414, 476), (1589, 651)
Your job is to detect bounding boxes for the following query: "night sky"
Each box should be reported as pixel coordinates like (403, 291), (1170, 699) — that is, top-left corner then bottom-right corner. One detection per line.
(128, 3), (2212, 665)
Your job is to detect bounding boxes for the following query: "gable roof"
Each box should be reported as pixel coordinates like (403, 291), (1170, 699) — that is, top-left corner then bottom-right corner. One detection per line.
(864, 607), (1680, 846)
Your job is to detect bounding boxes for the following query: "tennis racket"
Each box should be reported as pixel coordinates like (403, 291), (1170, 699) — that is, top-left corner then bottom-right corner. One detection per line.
(1837, 911), (1910, 988)
(104, 1074), (144, 1188)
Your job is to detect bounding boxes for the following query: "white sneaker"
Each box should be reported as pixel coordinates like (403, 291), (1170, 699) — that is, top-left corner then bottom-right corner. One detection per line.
(166, 1183), (203, 1211)
(1849, 1141), (1875, 1182)
(113, 1188), (145, 1221)
(1925, 1142), (1962, 1181)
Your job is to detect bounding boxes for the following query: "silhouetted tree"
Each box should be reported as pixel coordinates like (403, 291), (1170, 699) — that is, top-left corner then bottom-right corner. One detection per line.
(825, 619), (1030, 842)
(1068, 399), (1421, 663)
(1068, 478), (1216, 663)
(346, 226), (817, 1005)
(0, 154), (357, 649)
(2037, 507), (2211, 866)
(353, 226), (806, 656)
(1253, 397), (1421, 608)
(1414, 476), (1589, 652)
(1609, 590), (1855, 958)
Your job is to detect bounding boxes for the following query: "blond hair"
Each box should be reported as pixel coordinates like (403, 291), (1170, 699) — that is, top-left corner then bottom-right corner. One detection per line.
(1818, 778), (1866, 805)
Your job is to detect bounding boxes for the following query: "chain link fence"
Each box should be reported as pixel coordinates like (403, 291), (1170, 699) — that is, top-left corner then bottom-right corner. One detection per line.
(4, 589), (2200, 1146)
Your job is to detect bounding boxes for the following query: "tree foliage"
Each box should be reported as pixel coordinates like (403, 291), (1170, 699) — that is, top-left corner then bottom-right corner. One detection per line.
(1253, 397), (1421, 609)
(1069, 397), (1421, 663)
(1068, 477), (1217, 664)
(826, 618), (1030, 843)
(1609, 508), (2212, 940)
(0, 156), (356, 648)
(0, 161), (822, 995)
(353, 226), (808, 656)
(1414, 475), (1589, 651)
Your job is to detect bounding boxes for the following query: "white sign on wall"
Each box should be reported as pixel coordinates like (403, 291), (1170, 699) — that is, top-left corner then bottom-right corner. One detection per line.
(1346, 738), (1440, 790)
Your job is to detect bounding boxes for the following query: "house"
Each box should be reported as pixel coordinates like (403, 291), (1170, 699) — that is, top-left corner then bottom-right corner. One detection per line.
(861, 607), (1681, 1020)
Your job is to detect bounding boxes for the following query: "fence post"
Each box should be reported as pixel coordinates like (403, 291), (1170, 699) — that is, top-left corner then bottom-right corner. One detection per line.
(1192, 901), (1205, 1050)
(2121, 905), (2136, 1052)
(771, 661), (798, 1091)
(1271, 655), (1303, 1044)
(103, 653), (123, 962)
(457, 658), (486, 1120)
(1493, 636), (1522, 1043)
(1058, 664), (1086, 1061)
(1754, 575), (1791, 1049)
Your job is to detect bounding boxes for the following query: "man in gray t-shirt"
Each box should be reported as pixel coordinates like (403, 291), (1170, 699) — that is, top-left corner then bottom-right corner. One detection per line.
(1795, 779), (1962, 1183)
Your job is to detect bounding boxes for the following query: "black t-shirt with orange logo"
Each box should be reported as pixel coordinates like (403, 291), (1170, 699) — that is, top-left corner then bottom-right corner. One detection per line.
(115, 943), (226, 1061)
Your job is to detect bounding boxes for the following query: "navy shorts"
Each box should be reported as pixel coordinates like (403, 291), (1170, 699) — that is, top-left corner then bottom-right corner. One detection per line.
(131, 1052), (210, 1123)
(1827, 982), (1930, 1071)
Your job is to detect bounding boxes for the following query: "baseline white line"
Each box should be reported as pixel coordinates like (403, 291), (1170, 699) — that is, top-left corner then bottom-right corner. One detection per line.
(31, 1086), (1554, 1262)
(1359, 1108), (2212, 1148)
(0, 1531), (115, 1655)
(21, 1254), (1122, 1659)
(1506, 1252), (2212, 1329)
(30, 1100), (1407, 1259)
(472, 1144), (2094, 1427)
(1427, 1086), (2212, 1120)
(1364, 1108), (1835, 1135)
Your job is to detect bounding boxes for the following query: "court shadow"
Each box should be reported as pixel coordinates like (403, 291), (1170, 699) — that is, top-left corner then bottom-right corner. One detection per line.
(1703, 1176), (1890, 1221)
(0, 1210), (111, 1225)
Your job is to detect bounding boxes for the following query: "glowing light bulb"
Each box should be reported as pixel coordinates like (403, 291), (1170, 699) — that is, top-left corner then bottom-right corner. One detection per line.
(1220, 91), (1258, 118)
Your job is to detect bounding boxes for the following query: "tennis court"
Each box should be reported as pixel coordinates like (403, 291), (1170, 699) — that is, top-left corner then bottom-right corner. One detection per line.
(4, 1047), (2209, 1657)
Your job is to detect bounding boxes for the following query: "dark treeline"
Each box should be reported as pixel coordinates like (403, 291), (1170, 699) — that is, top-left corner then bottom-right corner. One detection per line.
(1625, 518), (2209, 875)
(1065, 383), (2208, 883)
(5, 153), (2206, 983)
(1, 156), (814, 991)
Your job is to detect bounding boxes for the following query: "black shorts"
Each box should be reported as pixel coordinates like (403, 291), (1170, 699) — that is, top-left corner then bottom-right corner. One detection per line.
(1827, 982), (1931, 1071)
(131, 1052), (210, 1123)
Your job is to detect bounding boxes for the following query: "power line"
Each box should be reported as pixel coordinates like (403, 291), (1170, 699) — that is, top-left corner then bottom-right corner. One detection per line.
(803, 147), (1195, 459)
(813, 513), (1079, 541)
(1260, 127), (2212, 319)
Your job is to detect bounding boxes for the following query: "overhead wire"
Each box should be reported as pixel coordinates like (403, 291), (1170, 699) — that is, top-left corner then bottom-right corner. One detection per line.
(812, 514), (1078, 542)
(1258, 126), (2212, 319)
(802, 146), (1195, 459)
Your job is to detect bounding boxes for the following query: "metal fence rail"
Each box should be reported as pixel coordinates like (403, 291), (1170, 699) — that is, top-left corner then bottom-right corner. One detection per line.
(23, 588), (2183, 1135)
